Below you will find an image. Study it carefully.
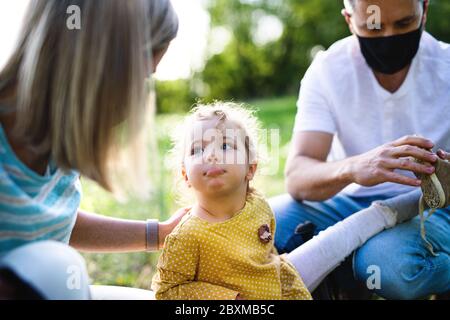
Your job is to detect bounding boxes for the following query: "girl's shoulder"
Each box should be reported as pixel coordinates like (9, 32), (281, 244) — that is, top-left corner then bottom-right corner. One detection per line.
(168, 211), (203, 240)
(162, 213), (209, 254)
(247, 189), (269, 203)
(247, 190), (273, 217)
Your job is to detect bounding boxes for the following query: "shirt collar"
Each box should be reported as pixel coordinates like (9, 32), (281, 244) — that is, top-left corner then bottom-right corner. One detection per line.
(370, 55), (418, 101)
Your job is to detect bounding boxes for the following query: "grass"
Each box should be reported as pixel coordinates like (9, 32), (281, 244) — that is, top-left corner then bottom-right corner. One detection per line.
(79, 95), (298, 289)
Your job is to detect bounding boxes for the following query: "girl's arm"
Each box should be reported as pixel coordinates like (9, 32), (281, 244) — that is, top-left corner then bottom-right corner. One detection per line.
(286, 189), (422, 292)
(69, 208), (189, 253)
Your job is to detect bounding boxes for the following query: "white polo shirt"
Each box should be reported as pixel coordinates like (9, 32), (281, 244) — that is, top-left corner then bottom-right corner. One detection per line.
(293, 31), (450, 198)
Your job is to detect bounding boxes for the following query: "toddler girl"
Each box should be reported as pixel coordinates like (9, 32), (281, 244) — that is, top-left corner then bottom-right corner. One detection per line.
(151, 102), (421, 300)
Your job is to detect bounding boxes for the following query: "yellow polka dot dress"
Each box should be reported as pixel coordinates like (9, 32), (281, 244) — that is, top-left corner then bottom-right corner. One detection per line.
(151, 193), (312, 300)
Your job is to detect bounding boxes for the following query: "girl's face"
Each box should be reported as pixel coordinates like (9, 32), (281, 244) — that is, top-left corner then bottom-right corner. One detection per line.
(182, 118), (256, 198)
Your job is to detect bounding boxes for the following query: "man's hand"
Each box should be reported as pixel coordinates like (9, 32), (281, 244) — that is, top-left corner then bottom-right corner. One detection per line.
(158, 207), (191, 249)
(437, 149), (450, 161)
(349, 135), (438, 187)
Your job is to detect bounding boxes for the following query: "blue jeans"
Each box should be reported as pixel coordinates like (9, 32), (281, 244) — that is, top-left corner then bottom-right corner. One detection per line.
(269, 193), (450, 299)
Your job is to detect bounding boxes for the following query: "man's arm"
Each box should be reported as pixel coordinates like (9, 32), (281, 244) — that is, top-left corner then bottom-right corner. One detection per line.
(69, 208), (189, 253)
(285, 131), (353, 201)
(286, 132), (438, 202)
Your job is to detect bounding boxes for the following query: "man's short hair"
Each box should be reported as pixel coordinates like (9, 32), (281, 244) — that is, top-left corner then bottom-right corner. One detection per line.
(344, 0), (425, 13)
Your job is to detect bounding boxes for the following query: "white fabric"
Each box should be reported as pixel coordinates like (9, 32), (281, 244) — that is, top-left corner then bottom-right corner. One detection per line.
(0, 241), (91, 300)
(286, 203), (396, 292)
(293, 32), (450, 198)
(90, 285), (155, 300)
(286, 189), (424, 292)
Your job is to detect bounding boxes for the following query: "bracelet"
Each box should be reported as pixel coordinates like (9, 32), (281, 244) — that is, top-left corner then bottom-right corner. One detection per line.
(146, 219), (159, 252)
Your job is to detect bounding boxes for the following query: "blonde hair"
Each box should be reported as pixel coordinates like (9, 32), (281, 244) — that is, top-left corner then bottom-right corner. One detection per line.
(0, 0), (178, 197)
(169, 102), (261, 204)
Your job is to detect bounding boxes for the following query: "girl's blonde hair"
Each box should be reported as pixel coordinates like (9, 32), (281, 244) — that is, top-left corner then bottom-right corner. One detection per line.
(169, 102), (261, 204)
(0, 0), (178, 197)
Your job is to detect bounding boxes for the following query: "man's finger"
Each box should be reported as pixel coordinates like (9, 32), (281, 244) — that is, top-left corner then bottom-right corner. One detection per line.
(390, 145), (437, 163)
(381, 170), (422, 187)
(390, 135), (434, 149)
(383, 158), (435, 175)
(437, 149), (450, 161)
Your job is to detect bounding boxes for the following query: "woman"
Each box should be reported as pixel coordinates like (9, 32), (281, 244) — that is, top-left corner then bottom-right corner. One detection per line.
(0, 0), (183, 299)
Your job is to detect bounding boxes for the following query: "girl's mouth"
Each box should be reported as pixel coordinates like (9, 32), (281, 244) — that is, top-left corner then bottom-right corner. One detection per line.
(204, 167), (226, 177)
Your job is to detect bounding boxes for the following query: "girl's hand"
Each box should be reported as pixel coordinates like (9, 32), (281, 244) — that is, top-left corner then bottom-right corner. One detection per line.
(158, 207), (191, 249)
(437, 149), (450, 161)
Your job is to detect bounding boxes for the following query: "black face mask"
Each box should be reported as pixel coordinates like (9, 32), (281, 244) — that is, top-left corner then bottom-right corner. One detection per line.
(356, 23), (423, 75)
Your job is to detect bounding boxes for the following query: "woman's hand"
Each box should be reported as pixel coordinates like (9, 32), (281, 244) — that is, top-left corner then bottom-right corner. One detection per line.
(437, 149), (450, 161)
(158, 207), (191, 249)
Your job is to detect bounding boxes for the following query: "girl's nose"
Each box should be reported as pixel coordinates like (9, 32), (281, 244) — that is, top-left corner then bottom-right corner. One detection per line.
(206, 150), (218, 163)
(205, 145), (222, 163)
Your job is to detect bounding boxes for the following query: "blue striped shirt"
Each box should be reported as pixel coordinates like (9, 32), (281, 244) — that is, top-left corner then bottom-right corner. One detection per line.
(0, 124), (82, 257)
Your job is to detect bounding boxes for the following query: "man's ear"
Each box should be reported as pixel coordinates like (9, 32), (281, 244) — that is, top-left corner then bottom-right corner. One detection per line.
(342, 9), (354, 34)
(422, 0), (429, 26)
(246, 164), (258, 181)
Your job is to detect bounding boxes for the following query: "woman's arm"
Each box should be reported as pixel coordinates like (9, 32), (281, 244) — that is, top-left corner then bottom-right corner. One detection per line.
(69, 208), (189, 253)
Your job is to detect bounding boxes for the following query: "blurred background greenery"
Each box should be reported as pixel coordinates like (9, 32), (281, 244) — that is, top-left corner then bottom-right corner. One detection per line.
(79, 0), (450, 289)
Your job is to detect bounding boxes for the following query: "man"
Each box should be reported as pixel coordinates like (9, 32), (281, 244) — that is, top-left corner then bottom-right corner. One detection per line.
(270, 0), (449, 299)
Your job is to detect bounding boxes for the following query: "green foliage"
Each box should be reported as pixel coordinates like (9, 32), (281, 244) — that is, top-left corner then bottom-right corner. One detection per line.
(155, 0), (450, 113)
(199, 0), (450, 101)
(155, 80), (196, 114)
(426, 0), (450, 41)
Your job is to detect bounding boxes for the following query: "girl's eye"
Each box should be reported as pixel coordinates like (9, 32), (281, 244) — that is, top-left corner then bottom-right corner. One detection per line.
(222, 143), (233, 150)
(191, 147), (203, 155)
